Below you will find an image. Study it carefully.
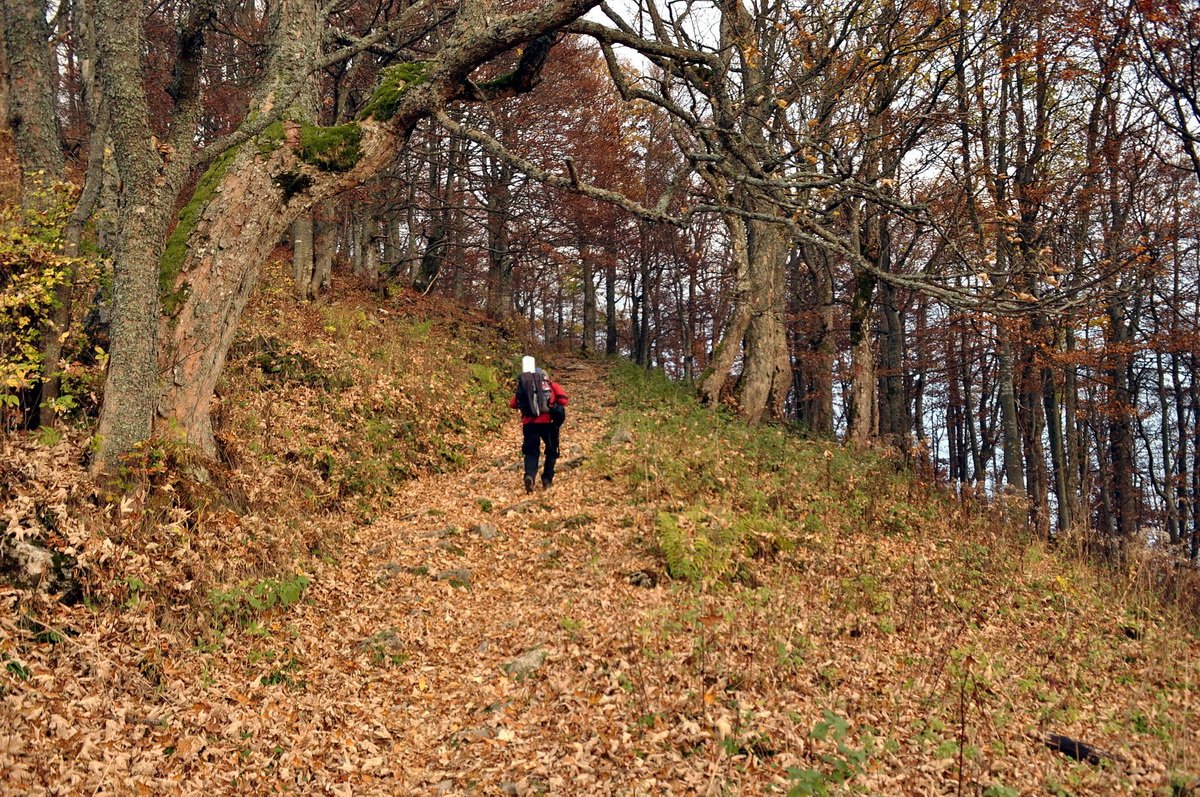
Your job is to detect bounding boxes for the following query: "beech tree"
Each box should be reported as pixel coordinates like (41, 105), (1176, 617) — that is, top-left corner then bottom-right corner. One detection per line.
(85, 0), (601, 466)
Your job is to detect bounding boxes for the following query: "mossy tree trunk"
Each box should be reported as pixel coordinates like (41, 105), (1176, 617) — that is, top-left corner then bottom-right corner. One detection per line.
(149, 2), (598, 457)
(82, 0), (598, 467)
(91, 0), (209, 467)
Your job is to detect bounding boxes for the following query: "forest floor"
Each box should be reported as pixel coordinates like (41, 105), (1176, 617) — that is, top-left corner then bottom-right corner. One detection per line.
(2, 282), (1200, 796)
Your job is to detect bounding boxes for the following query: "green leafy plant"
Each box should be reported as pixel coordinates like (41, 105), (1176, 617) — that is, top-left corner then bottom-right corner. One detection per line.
(209, 574), (311, 628)
(786, 711), (876, 796)
(0, 187), (102, 425)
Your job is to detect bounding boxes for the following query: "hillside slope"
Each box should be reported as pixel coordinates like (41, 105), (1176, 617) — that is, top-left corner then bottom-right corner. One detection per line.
(1, 277), (1198, 796)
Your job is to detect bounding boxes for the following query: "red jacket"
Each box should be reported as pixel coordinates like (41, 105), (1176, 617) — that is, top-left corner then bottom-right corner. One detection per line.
(510, 380), (568, 425)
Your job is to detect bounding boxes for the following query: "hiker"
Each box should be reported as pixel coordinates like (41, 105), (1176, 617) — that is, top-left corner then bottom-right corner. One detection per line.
(510, 360), (568, 493)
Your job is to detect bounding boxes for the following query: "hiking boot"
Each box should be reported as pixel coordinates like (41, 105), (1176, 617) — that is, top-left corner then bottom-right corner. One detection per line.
(541, 477), (553, 490)
(524, 475), (534, 494)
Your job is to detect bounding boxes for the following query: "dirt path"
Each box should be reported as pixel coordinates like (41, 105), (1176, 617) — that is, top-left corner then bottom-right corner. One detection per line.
(189, 358), (702, 795)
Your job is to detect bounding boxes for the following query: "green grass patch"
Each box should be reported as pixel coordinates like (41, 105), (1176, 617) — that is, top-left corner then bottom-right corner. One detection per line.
(601, 360), (906, 586)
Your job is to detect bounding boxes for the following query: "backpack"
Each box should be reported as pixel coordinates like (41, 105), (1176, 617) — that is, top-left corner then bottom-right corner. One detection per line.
(516, 371), (552, 418)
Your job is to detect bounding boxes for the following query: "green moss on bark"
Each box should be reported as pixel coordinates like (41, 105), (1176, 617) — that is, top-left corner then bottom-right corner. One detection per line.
(298, 123), (363, 172)
(357, 62), (430, 122)
(160, 145), (241, 317)
(256, 121), (286, 155)
(257, 119), (363, 175)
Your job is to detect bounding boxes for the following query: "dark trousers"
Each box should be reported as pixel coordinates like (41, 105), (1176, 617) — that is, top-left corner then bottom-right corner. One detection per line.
(522, 422), (560, 482)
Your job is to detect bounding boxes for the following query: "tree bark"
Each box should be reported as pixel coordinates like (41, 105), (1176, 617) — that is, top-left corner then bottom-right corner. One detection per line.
(1106, 301), (1137, 538)
(847, 270), (877, 445)
(736, 218), (790, 424)
(580, 239), (596, 355)
(362, 205), (379, 286)
(805, 254), (835, 436)
(997, 337), (1026, 493)
(92, 0), (206, 466)
(878, 280), (907, 441)
(313, 201), (334, 293)
(291, 214), (315, 299)
(1043, 342), (1072, 533)
(698, 213), (752, 406)
(1, 0), (64, 206)
(604, 246), (617, 354)
(0, 4), (22, 204)
(484, 150), (514, 318)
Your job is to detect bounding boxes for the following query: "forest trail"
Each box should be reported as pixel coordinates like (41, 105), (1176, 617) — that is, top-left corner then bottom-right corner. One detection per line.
(176, 357), (695, 795)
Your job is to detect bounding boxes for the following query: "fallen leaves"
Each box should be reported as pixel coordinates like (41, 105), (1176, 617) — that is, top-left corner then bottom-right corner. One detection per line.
(2, 286), (1198, 796)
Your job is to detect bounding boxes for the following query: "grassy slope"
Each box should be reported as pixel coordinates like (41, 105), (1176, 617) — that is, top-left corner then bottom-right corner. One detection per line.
(597, 361), (1199, 795)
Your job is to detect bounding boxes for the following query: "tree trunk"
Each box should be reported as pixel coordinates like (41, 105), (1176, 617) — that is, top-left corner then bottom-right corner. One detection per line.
(349, 212), (364, 275)
(878, 279), (906, 441)
(1107, 302), (1137, 538)
(91, 0), (194, 466)
(98, 0), (619, 462)
(485, 153), (514, 318)
(997, 336), (1025, 493)
(1043, 344), (1071, 533)
(736, 218), (790, 423)
(847, 270), (877, 445)
(1065, 322), (1084, 530)
(0, 3), (19, 206)
(39, 106), (108, 426)
(580, 240), (596, 355)
(698, 213), (752, 406)
(806, 255), (835, 436)
(604, 247), (617, 355)
(97, 207), (172, 459)
(382, 214), (397, 277)
(1, 0), (65, 206)
(38, 0), (106, 426)
(292, 214), (315, 299)
(314, 201), (334, 293)
(362, 205), (379, 286)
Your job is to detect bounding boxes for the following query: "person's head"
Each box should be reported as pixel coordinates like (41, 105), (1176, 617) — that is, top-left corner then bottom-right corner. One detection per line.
(536, 367), (549, 382)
